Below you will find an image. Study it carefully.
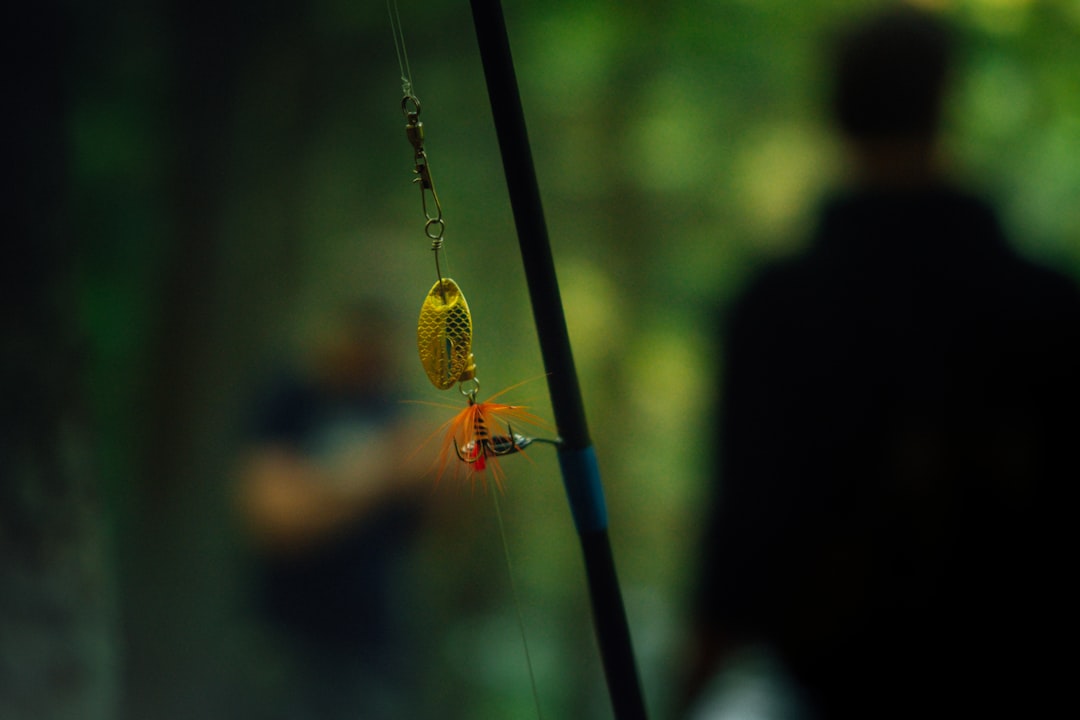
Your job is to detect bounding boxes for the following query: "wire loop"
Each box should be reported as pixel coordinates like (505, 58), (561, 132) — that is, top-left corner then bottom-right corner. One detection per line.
(401, 94), (421, 118)
(460, 377), (480, 402)
(425, 216), (446, 242)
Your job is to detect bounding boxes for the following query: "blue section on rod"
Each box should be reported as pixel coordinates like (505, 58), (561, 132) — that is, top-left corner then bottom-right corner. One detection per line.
(557, 446), (608, 534)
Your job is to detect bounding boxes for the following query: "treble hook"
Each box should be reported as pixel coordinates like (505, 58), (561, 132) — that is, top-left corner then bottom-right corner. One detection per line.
(453, 423), (563, 465)
(454, 427), (531, 464)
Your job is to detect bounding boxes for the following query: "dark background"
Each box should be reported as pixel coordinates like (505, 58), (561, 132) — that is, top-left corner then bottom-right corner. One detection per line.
(5, 1), (1079, 718)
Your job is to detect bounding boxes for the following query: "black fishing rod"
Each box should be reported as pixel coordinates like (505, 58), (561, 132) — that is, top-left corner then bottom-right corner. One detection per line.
(467, 1), (648, 718)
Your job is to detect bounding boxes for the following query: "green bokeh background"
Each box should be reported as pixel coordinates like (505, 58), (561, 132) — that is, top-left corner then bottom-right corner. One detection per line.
(67, 0), (1079, 717)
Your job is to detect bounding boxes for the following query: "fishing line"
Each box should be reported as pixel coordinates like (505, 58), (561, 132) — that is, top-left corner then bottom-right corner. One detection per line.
(387, 0), (414, 97)
(392, 0), (455, 299)
(390, 7), (544, 718)
(491, 489), (544, 720)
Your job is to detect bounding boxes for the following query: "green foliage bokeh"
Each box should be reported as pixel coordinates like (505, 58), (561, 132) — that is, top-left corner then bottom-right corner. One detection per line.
(69, 1), (1079, 718)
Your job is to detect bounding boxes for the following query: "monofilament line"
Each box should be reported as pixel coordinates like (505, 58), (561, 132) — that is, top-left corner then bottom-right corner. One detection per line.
(387, 0), (414, 97)
(491, 489), (543, 719)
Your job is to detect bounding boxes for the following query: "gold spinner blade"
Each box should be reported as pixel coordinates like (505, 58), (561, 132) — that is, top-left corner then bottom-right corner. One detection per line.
(417, 278), (476, 390)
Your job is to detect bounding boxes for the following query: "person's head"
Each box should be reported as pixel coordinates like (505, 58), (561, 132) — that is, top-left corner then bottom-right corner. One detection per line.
(828, 4), (955, 186)
(311, 300), (400, 395)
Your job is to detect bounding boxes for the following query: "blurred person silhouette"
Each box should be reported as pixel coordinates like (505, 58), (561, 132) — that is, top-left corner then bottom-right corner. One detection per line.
(683, 5), (1080, 719)
(235, 302), (432, 720)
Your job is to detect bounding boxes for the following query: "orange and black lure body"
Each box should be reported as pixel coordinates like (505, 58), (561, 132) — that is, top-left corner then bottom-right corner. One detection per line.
(429, 387), (551, 490)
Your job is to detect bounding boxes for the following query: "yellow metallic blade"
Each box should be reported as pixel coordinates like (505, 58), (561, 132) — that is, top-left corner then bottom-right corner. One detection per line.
(417, 278), (476, 389)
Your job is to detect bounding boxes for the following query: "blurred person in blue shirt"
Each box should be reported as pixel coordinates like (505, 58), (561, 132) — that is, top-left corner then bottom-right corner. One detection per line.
(235, 304), (432, 720)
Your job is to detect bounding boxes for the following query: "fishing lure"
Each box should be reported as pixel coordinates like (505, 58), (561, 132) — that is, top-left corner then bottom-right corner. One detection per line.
(428, 384), (551, 489)
(396, 51), (553, 484)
